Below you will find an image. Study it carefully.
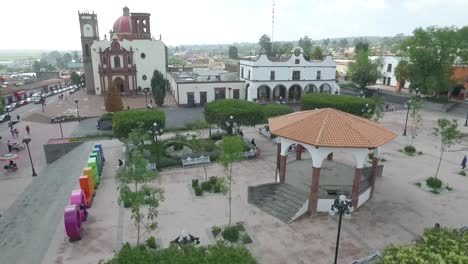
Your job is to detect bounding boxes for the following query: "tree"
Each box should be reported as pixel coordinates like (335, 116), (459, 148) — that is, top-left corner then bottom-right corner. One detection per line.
(273, 42), (294, 56)
(310, 46), (325, 60)
(228, 46), (238, 59)
(70, 71), (81, 86)
(338, 39), (349, 48)
(150, 70), (166, 106)
(258, 34), (272, 56)
(298, 35), (313, 55)
(217, 136), (244, 227)
(72, 51), (80, 61)
(432, 119), (462, 180)
(105, 81), (124, 112)
(348, 51), (382, 89)
(381, 227), (468, 263)
(399, 26), (460, 95)
(116, 150), (164, 246)
(409, 99), (424, 146)
(394, 59), (411, 85)
(322, 38), (330, 47)
(354, 41), (370, 53)
(204, 100), (264, 129)
(62, 53), (73, 65)
(371, 94), (385, 122)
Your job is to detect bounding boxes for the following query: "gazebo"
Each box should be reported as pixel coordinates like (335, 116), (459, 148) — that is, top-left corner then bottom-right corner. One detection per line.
(248, 108), (397, 223)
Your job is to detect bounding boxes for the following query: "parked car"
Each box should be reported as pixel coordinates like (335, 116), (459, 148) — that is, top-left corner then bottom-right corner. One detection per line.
(18, 100), (28, 106)
(33, 97), (46, 104)
(25, 97), (33, 103)
(5, 103), (17, 111)
(0, 113), (11, 122)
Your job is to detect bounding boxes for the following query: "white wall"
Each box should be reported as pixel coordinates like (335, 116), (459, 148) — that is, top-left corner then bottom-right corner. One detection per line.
(372, 56), (411, 88)
(90, 38), (167, 95)
(317, 198), (335, 212)
(357, 188), (371, 208)
(170, 80), (246, 105)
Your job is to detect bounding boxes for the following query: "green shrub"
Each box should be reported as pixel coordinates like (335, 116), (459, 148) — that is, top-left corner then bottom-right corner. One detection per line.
(242, 233), (252, 244)
(210, 132), (227, 141)
(209, 176), (218, 185)
(426, 177), (442, 189)
(459, 170), (466, 176)
(192, 179), (199, 189)
(300, 93), (375, 117)
(262, 104), (294, 121)
(213, 183), (221, 193)
(235, 222), (245, 232)
(368, 153), (375, 160)
(194, 185), (203, 196)
(173, 142), (184, 151)
(156, 156), (181, 168)
(414, 182), (422, 187)
(205, 99), (264, 128)
(404, 145), (416, 154)
(446, 186), (453, 191)
(145, 236), (158, 249)
(222, 226), (240, 242)
(113, 109), (165, 139)
(212, 226), (222, 237)
(201, 181), (213, 191)
(207, 150), (221, 161)
(100, 241), (257, 264)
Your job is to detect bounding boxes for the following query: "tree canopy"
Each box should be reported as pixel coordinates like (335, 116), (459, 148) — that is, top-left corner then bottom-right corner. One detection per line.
(310, 47), (325, 60)
(151, 70), (166, 106)
(105, 81), (124, 112)
(258, 34), (272, 56)
(348, 51), (381, 89)
(228, 46), (238, 59)
(399, 26), (466, 94)
(298, 35), (313, 55)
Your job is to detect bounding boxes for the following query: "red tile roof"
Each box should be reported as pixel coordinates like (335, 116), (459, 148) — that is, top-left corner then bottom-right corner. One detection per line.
(268, 108), (397, 148)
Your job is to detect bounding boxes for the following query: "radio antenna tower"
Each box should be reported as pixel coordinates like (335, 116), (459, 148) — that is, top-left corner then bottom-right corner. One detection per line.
(272, 0), (275, 42)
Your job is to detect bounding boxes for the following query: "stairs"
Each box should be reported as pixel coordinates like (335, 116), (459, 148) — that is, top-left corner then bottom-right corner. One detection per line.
(249, 183), (309, 223)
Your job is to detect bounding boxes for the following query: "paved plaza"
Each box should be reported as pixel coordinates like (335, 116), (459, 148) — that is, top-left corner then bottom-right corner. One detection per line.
(0, 96), (467, 263)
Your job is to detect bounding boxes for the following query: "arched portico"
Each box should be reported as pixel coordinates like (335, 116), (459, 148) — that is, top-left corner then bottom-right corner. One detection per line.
(113, 77), (125, 93)
(273, 84), (287, 100)
(304, 84), (317, 94)
(263, 108), (397, 221)
(257, 85), (271, 102)
(319, 83), (332, 94)
(288, 84), (302, 101)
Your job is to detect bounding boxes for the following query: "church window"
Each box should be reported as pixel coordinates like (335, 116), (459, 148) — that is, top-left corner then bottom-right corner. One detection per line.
(114, 56), (121, 68)
(128, 56), (132, 64)
(142, 75), (147, 81)
(141, 53), (146, 59)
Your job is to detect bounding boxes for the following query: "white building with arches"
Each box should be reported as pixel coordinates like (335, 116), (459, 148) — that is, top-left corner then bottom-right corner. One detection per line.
(239, 47), (340, 102)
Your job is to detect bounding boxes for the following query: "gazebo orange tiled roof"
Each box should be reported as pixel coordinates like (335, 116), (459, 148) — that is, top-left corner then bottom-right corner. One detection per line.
(268, 108), (397, 148)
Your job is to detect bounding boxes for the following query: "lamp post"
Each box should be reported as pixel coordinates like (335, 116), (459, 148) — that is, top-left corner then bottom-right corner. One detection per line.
(143, 88), (150, 109)
(329, 195), (352, 264)
(74, 99), (80, 122)
(151, 122), (163, 169)
(6, 108), (12, 128)
(403, 99), (412, 136)
(22, 137), (37, 177)
(225, 115), (236, 135)
(55, 116), (65, 138)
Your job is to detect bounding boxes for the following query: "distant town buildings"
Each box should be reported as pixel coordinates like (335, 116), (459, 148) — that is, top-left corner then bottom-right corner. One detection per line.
(239, 47), (339, 102)
(373, 55), (410, 90)
(78, 6), (167, 96)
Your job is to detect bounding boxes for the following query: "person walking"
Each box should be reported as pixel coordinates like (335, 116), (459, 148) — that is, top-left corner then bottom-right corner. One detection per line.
(7, 140), (12, 152)
(10, 128), (15, 138)
(462, 155), (467, 169)
(14, 128), (19, 138)
(25, 125), (30, 136)
(16, 115), (20, 121)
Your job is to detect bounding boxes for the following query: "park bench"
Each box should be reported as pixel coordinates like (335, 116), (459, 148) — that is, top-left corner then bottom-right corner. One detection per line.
(182, 155), (210, 167)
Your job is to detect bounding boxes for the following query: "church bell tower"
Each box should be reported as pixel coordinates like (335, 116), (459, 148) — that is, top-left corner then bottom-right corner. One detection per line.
(78, 11), (99, 94)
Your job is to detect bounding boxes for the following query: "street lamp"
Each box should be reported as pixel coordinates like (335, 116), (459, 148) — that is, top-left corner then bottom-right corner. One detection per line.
(403, 98), (412, 136)
(151, 122), (163, 169)
(465, 112), (468, 127)
(54, 116), (65, 138)
(74, 99), (80, 122)
(329, 195), (353, 264)
(22, 137), (37, 177)
(143, 88), (150, 109)
(6, 108), (12, 128)
(225, 115), (236, 135)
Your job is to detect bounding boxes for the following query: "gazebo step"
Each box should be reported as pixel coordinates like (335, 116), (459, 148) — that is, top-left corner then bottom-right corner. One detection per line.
(270, 189), (307, 208)
(281, 184), (310, 198)
(258, 197), (301, 216)
(256, 203), (291, 223)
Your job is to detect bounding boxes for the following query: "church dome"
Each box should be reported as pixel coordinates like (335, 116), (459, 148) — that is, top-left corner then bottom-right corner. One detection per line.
(113, 6), (132, 33)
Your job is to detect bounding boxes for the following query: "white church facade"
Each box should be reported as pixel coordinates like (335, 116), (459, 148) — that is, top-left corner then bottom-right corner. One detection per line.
(78, 7), (167, 95)
(239, 47), (339, 102)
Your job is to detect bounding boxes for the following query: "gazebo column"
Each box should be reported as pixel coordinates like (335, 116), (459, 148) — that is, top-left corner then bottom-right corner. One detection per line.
(327, 152), (333, 160)
(308, 166), (321, 215)
(276, 142), (281, 174)
(279, 154), (288, 184)
(351, 168), (363, 208)
(296, 144), (303, 160)
(370, 148), (380, 198)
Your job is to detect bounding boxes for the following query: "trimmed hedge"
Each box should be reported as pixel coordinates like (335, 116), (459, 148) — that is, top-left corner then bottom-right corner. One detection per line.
(112, 110), (165, 139)
(205, 99), (264, 128)
(301, 93), (376, 117)
(262, 104), (294, 121)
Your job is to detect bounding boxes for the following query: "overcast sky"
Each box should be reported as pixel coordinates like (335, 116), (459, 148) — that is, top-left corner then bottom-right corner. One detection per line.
(1, 0), (467, 50)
